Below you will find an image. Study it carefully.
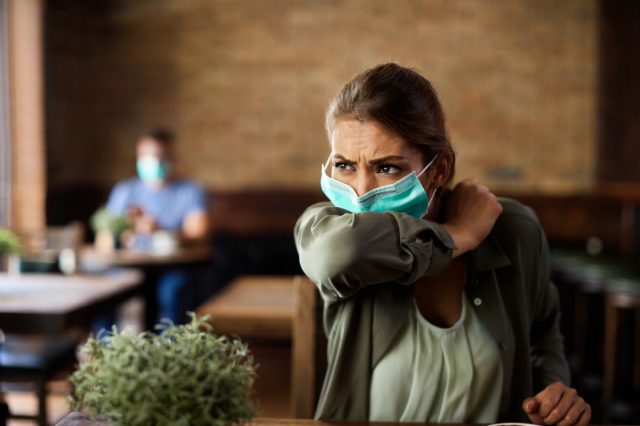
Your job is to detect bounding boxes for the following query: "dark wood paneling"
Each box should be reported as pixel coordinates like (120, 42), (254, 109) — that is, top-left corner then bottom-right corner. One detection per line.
(598, 0), (640, 183)
(48, 184), (640, 255)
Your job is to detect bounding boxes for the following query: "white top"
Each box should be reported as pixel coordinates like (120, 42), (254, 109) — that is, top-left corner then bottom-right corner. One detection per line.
(369, 295), (503, 423)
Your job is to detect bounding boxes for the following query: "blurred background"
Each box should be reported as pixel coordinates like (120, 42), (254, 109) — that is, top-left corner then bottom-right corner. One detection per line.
(46, 0), (597, 194)
(1, 0), (639, 425)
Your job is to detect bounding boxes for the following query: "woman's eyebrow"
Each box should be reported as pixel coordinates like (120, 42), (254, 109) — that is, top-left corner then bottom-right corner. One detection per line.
(369, 155), (407, 165)
(331, 154), (356, 164)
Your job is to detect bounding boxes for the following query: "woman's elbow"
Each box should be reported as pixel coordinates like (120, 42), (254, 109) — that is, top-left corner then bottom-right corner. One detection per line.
(298, 237), (360, 297)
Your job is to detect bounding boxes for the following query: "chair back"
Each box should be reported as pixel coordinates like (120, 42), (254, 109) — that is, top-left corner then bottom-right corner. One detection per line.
(291, 275), (327, 418)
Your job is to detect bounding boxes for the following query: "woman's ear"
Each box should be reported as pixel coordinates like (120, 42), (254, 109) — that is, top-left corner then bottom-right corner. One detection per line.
(431, 151), (453, 188)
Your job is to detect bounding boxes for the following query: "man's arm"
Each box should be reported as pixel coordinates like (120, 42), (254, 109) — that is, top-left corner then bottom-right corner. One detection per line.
(180, 182), (209, 244)
(182, 211), (209, 243)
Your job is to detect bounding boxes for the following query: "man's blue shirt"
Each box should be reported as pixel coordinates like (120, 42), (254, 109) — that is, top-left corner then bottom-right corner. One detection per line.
(107, 177), (207, 232)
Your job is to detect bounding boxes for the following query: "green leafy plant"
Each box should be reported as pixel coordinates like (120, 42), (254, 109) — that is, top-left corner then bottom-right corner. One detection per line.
(69, 314), (256, 426)
(90, 207), (130, 236)
(0, 228), (21, 255)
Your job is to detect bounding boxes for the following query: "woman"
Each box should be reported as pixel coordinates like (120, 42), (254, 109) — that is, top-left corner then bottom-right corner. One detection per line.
(294, 63), (590, 425)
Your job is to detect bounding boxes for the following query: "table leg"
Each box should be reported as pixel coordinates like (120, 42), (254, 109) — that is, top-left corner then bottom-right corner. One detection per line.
(0, 329), (7, 426)
(604, 297), (618, 405)
(574, 290), (588, 373)
(142, 271), (159, 331)
(0, 394), (8, 426)
(635, 305), (640, 391)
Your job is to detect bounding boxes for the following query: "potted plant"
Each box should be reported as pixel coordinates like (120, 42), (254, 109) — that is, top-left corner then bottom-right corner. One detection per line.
(90, 207), (131, 253)
(69, 314), (256, 426)
(0, 228), (22, 274)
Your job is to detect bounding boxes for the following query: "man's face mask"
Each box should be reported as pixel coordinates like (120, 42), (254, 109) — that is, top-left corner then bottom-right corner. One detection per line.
(137, 156), (171, 183)
(320, 154), (438, 218)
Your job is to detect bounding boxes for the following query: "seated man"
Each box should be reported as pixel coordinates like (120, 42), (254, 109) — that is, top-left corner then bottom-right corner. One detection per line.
(106, 128), (209, 325)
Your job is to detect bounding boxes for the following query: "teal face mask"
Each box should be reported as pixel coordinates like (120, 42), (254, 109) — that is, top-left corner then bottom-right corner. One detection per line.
(320, 154), (438, 218)
(136, 156), (170, 183)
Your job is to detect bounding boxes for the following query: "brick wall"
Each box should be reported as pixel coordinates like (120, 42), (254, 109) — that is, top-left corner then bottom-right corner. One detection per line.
(45, 0), (597, 194)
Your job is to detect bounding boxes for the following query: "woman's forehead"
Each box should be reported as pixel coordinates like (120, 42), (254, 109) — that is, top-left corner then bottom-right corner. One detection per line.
(330, 119), (419, 159)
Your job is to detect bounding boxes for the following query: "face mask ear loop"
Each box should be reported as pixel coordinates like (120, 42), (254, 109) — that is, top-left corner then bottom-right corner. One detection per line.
(417, 153), (439, 177)
(321, 156), (332, 176)
(431, 186), (439, 200)
(423, 185), (440, 216)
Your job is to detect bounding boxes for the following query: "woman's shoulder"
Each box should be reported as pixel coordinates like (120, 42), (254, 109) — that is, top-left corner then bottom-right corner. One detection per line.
(493, 197), (545, 247)
(496, 197), (541, 229)
(497, 197), (539, 223)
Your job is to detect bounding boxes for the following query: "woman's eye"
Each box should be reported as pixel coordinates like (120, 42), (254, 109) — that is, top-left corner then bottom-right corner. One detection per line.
(377, 164), (401, 174)
(333, 162), (355, 172)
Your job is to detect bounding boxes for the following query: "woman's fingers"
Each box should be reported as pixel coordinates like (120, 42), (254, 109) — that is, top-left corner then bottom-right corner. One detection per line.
(543, 387), (577, 424)
(522, 382), (591, 426)
(522, 398), (544, 424)
(576, 403), (591, 426)
(532, 382), (563, 419)
(556, 397), (590, 426)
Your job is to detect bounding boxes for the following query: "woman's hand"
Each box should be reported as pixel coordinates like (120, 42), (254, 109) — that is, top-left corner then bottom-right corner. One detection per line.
(441, 178), (502, 257)
(522, 382), (591, 426)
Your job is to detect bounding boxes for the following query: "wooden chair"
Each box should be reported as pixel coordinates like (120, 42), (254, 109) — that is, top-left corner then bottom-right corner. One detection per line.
(550, 253), (607, 390)
(197, 275), (327, 418)
(291, 276), (326, 419)
(197, 275), (295, 340)
(603, 276), (640, 422)
(0, 333), (78, 426)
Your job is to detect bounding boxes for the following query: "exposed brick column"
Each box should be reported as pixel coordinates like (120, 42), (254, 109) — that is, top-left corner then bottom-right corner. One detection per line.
(7, 0), (45, 231)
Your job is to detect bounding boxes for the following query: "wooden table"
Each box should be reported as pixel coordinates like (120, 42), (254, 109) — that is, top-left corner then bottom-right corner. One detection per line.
(80, 244), (212, 269)
(0, 269), (143, 334)
(197, 275), (294, 340)
(56, 412), (486, 425)
(81, 245), (213, 329)
(55, 412), (621, 425)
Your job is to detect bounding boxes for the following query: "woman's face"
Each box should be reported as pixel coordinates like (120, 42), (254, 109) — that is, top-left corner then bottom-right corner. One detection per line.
(329, 119), (435, 198)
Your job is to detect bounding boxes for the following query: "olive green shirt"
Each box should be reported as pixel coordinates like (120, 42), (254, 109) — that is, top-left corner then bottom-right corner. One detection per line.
(294, 198), (570, 422)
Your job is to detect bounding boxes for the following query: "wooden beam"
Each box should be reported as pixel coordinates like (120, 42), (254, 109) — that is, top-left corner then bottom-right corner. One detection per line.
(7, 0), (45, 231)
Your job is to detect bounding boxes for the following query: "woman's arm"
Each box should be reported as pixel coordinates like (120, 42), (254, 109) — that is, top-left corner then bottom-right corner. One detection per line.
(441, 178), (504, 258)
(529, 221), (571, 389)
(294, 203), (456, 300)
(295, 178), (503, 301)
(520, 208), (589, 426)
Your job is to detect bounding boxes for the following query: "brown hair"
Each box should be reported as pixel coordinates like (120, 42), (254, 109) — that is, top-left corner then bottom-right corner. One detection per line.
(138, 127), (175, 145)
(326, 63), (455, 183)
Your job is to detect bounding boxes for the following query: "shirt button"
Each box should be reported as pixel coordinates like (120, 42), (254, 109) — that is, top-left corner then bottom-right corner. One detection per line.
(499, 340), (508, 351)
(473, 297), (482, 306)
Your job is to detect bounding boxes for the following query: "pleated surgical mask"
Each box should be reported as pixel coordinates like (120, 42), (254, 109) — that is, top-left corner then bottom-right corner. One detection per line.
(320, 154), (438, 218)
(137, 156), (171, 183)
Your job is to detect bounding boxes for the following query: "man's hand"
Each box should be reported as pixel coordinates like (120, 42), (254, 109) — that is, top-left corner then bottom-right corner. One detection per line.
(134, 213), (158, 234)
(523, 382), (591, 426)
(441, 178), (502, 257)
